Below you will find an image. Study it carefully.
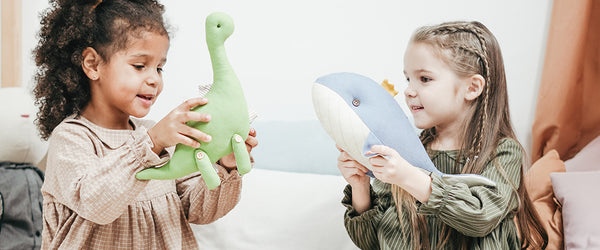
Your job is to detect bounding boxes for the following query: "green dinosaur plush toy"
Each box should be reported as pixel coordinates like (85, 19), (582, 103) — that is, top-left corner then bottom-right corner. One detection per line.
(136, 12), (251, 189)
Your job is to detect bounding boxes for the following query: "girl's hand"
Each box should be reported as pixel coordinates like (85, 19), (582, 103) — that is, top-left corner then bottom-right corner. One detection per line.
(338, 145), (372, 214)
(218, 128), (258, 170)
(367, 145), (411, 185)
(337, 146), (370, 188)
(148, 97), (212, 155)
(367, 145), (432, 203)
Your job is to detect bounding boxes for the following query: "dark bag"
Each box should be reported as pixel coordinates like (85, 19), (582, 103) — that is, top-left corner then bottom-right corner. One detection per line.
(0, 162), (44, 250)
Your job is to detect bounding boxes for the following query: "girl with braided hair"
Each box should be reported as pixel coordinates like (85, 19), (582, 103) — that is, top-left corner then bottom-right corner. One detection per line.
(34, 0), (257, 248)
(338, 21), (547, 249)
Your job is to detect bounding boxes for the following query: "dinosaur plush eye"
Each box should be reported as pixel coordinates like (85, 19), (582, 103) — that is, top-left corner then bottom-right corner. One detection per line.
(352, 98), (360, 107)
(217, 24), (221, 28)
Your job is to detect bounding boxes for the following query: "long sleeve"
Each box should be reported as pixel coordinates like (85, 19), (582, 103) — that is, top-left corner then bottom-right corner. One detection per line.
(342, 184), (385, 250)
(42, 120), (167, 225)
(340, 138), (522, 249)
(176, 163), (242, 224)
(417, 139), (521, 237)
(41, 117), (208, 249)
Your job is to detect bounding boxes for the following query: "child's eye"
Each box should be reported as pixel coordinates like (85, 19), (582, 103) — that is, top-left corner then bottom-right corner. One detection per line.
(133, 65), (145, 70)
(420, 76), (432, 82)
(157, 67), (164, 73)
(405, 77), (410, 82)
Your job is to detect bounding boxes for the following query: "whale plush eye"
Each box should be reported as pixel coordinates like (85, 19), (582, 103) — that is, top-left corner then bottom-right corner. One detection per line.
(352, 98), (360, 107)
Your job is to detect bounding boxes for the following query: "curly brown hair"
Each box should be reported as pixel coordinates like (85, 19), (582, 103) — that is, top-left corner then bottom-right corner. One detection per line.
(33, 0), (169, 140)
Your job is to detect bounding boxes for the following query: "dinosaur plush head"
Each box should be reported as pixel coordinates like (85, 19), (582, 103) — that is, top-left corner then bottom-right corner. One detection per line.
(205, 12), (235, 48)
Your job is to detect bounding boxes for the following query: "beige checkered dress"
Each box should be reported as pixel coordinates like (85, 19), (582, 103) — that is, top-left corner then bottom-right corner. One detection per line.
(41, 116), (242, 249)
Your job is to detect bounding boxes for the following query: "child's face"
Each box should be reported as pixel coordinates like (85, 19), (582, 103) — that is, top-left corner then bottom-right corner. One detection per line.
(403, 42), (471, 131)
(95, 31), (169, 119)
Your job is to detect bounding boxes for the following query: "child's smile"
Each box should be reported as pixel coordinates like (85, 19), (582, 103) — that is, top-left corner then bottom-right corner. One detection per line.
(136, 94), (156, 108)
(409, 104), (424, 113)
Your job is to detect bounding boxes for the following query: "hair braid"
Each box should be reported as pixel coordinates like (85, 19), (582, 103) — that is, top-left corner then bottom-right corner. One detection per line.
(431, 23), (492, 161)
(468, 25), (492, 162)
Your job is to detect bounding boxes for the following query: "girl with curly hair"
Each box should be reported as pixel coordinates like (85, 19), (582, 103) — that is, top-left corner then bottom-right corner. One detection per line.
(337, 21), (547, 249)
(33, 0), (257, 248)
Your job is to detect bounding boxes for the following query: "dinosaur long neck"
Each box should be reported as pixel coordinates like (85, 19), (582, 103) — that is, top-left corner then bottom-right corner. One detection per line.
(208, 43), (239, 93)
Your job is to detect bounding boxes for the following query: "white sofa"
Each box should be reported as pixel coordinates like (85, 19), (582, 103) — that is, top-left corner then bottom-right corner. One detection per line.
(191, 120), (360, 249)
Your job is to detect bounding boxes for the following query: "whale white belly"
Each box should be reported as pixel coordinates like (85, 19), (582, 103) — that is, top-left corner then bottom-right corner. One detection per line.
(312, 83), (374, 170)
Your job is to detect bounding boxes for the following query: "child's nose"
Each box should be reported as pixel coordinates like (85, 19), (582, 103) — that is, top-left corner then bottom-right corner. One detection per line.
(404, 83), (417, 97)
(146, 72), (161, 86)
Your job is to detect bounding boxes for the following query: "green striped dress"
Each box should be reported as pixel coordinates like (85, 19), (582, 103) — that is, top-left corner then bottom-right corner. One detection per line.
(343, 138), (522, 249)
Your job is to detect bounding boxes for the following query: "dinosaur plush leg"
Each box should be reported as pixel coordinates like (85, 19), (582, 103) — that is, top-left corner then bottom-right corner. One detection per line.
(231, 134), (251, 175)
(193, 149), (221, 189)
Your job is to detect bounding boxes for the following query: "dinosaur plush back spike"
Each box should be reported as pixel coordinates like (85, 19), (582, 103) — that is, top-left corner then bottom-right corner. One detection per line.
(136, 12), (251, 189)
(311, 72), (495, 187)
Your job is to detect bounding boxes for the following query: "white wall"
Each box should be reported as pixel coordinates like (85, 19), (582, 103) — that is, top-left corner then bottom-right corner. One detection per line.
(18, 0), (553, 154)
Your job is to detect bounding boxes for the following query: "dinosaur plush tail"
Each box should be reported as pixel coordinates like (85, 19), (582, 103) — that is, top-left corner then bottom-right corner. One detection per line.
(136, 147), (222, 189)
(135, 160), (198, 180)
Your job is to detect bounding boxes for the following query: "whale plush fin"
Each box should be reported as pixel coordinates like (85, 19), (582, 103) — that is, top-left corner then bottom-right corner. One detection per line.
(362, 133), (385, 178)
(363, 132), (385, 158)
(440, 173), (497, 187)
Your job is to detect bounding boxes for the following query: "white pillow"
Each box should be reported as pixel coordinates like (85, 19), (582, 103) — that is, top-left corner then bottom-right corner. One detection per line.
(551, 171), (600, 249)
(0, 87), (48, 165)
(564, 135), (600, 172)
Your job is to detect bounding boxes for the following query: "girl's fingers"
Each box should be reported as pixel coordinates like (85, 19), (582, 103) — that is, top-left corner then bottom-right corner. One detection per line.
(339, 151), (358, 162)
(245, 135), (258, 148)
(244, 135), (258, 152)
(337, 152), (350, 162)
(368, 145), (398, 158)
(339, 159), (369, 173)
(357, 164), (369, 173)
(176, 133), (201, 148)
(339, 163), (360, 178)
(181, 97), (208, 110)
(178, 123), (212, 143)
(338, 161), (355, 170)
(337, 151), (370, 174)
(369, 156), (388, 167)
(354, 168), (365, 176)
(185, 111), (211, 123)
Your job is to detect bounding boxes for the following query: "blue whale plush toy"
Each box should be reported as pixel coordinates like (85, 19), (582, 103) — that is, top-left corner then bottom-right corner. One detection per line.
(311, 72), (495, 187)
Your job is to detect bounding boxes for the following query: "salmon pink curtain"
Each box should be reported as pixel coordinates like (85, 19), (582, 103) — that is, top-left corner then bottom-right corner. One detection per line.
(531, 0), (600, 162)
